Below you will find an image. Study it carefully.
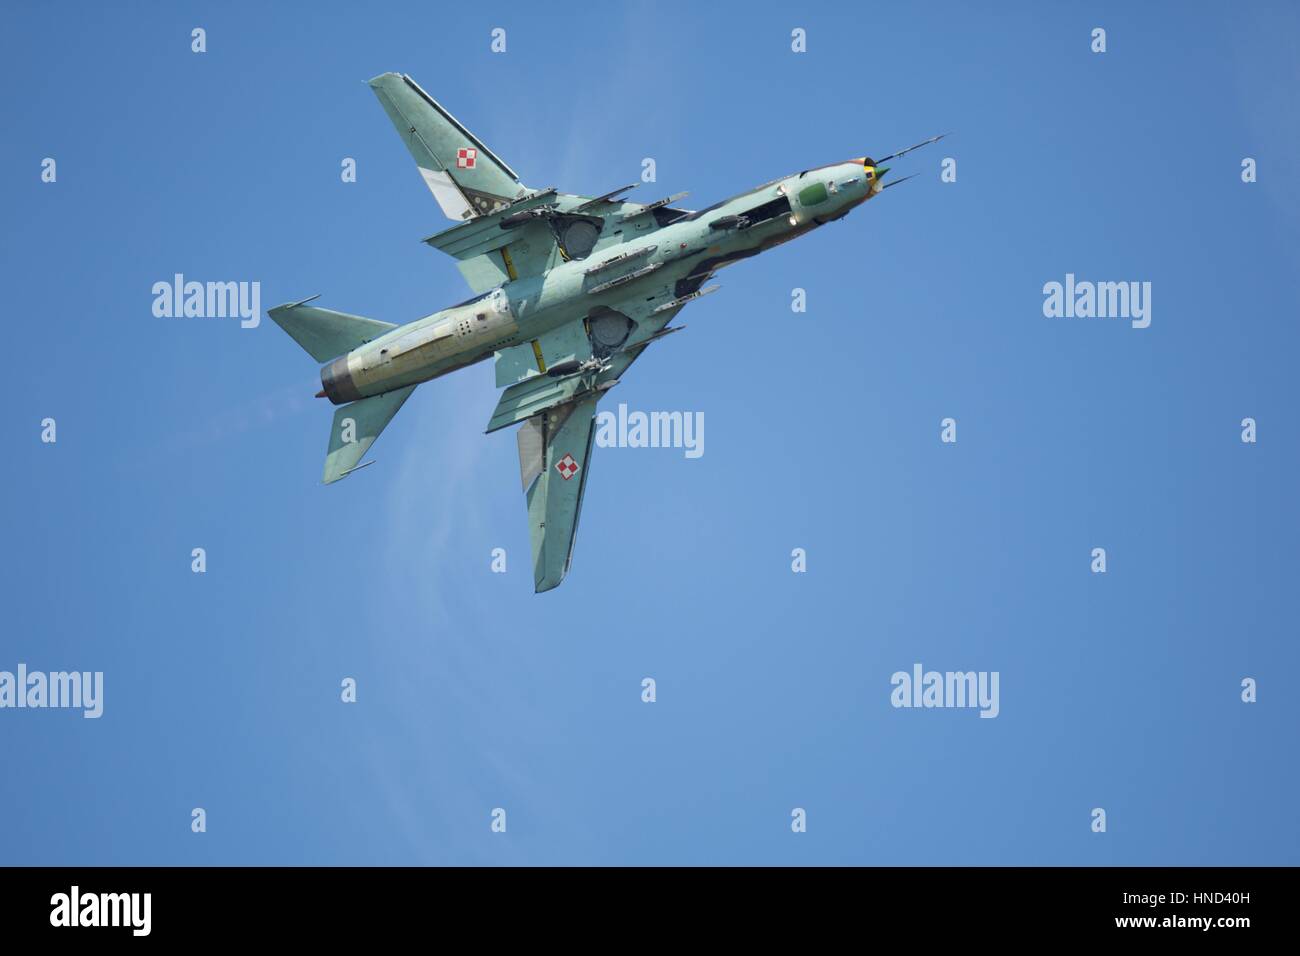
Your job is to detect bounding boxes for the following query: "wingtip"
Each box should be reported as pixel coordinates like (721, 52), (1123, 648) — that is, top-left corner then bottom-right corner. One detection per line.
(534, 570), (567, 593)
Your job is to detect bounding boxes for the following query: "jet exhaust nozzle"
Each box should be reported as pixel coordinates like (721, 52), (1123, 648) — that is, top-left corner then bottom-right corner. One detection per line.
(318, 355), (361, 405)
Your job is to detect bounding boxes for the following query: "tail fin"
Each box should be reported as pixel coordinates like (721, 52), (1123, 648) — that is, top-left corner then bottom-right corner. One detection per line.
(324, 385), (417, 484)
(268, 298), (396, 362)
(368, 72), (528, 220)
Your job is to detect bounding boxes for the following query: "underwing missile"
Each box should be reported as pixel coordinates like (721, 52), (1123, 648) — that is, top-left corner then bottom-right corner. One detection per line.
(621, 326), (685, 351)
(583, 245), (657, 276)
(575, 183), (640, 210)
(652, 284), (720, 314)
(499, 206), (557, 228)
(587, 261), (664, 294)
(622, 192), (689, 217)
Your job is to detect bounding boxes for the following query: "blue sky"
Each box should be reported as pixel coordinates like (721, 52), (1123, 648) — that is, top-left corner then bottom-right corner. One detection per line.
(2, 0), (1297, 865)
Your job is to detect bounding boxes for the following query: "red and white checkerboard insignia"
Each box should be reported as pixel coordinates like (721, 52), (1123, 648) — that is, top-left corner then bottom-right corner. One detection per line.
(456, 147), (477, 169)
(555, 453), (580, 481)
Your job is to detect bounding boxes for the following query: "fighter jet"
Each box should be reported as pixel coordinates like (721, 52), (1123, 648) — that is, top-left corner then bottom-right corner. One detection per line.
(269, 72), (941, 592)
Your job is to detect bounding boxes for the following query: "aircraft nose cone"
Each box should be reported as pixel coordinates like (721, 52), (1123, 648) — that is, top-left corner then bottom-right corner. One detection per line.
(867, 165), (889, 194)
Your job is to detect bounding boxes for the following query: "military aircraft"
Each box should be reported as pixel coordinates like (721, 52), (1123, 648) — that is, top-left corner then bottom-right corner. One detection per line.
(269, 72), (941, 592)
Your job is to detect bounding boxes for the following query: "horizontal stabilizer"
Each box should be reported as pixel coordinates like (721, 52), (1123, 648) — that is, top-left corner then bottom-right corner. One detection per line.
(324, 386), (417, 484)
(268, 302), (396, 363)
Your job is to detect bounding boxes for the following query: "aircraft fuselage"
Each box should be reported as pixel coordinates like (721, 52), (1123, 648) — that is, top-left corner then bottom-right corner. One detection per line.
(316, 159), (877, 405)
